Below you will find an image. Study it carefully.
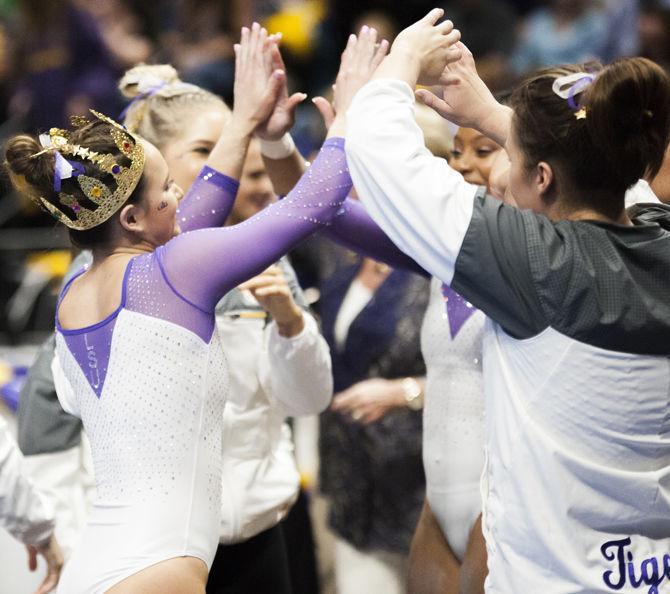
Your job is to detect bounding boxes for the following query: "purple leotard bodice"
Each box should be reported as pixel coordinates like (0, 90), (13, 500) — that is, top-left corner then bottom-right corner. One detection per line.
(57, 138), (351, 397)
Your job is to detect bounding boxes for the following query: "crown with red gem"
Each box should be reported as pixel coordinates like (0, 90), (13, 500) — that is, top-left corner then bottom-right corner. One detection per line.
(31, 110), (145, 231)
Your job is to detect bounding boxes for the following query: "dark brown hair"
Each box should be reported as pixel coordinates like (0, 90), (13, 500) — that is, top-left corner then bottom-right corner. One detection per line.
(511, 57), (670, 216)
(4, 120), (145, 249)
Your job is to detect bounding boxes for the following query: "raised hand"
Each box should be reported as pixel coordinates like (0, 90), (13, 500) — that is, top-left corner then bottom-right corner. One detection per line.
(415, 42), (511, 146)
(232, 23), (285, 134)
(315, 26), (389, 136)
(255, 37), (308, 141)
(237, 265), (305, 337)
(375, 9), (461, 87)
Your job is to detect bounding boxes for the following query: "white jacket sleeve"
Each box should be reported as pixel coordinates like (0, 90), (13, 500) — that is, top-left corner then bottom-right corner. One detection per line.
(0, 416), (54, 547)
(22, 442), (95, 559)
(261, 313), (333, 417)
(345, 79), (480, 285)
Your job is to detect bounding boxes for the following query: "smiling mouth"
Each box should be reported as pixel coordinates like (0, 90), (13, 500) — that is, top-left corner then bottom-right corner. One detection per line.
(254, 195), (273, 207)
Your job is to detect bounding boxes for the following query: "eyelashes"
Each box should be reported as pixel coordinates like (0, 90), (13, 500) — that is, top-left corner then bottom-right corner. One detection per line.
(157, 200), (169, 211)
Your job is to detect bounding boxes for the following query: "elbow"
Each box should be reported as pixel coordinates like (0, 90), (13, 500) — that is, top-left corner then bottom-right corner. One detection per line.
(309, 376), (333, 415)
(275, 370), (333, 417)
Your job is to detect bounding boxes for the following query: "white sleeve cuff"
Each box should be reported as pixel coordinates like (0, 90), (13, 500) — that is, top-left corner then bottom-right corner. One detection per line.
(259, 133), (296, 160)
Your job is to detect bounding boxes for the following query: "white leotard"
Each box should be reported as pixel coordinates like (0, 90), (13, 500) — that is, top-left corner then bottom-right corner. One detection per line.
(48, 139), (351, 593)
(52, 308), (228, 594)
(421, 277), (485, 560)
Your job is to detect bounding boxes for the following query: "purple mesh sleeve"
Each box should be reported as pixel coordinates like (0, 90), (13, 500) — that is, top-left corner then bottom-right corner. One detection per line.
(324, 197), (428, 276)
(176, 165), (240, 233)
(159, 138), (351, 311)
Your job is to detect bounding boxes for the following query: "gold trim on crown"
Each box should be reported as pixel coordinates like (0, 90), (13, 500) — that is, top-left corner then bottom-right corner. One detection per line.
(32, 110), (145, 231)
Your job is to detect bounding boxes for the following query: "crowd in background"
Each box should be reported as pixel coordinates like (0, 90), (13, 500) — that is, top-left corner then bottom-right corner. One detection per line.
(0, 0), (666, 340)
(0, 2), (669, 593)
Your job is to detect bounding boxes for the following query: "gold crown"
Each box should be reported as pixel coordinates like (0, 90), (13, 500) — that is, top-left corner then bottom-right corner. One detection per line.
(32, 110), (145, 231)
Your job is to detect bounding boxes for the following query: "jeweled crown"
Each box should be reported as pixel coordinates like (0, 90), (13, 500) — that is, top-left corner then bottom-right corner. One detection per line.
(31, 110), (145, 231)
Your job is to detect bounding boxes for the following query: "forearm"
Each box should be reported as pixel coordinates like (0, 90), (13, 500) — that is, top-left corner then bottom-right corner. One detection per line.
(176, 166), (241, 234)
(162, 138), (352, 310)
(22, 446), (92, 559)
(479, 105), (512, 148)
(261, 145), (307, 196)
(261, 143), (427, 274)
(325, 198), (428, 275)
(266, 314), (333, 416)
(207, 112), (255, 180)
(346, 80), (478, 285)
(372, 377), (425, 410)
(408, 499), (460, 594)
(373, 48), (422, 89)
(177, 115), (259, 233)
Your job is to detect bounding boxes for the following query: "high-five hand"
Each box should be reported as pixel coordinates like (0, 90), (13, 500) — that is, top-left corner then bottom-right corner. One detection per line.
(415, 42), (511, 145)
(232, 22), (285, 134)
(255, 36), (308, 141)
(374, 9), (461, 88)
(319, 25), (389, 137)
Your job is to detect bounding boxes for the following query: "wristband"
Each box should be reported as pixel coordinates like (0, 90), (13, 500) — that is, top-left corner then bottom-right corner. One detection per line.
(259, 133), (296, 160)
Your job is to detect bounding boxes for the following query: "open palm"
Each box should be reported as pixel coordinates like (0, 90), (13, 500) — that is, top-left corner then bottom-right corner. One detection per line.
(255, 41), (306, 140)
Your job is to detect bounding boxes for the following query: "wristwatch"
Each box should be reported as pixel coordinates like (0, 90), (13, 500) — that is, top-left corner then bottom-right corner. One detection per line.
(402, 377), (424, 411)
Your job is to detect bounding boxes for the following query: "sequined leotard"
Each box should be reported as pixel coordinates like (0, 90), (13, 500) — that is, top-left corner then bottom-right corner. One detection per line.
(324, 198), (485, 560)
(52, 138), (350, 594)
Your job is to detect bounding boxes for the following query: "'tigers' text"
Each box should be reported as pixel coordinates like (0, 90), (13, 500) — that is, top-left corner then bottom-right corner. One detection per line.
(601, 538), (670, 594)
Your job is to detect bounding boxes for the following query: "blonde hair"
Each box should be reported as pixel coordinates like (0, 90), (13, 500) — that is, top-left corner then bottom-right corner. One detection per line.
(414, 103), (454, 160)
(119, 64), (231, 149)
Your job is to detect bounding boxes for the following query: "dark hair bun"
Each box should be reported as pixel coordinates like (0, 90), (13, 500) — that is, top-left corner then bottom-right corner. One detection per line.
(4, 134), (54, 196)
(4, 120), (145, 249)
(586, 57), (670, 186)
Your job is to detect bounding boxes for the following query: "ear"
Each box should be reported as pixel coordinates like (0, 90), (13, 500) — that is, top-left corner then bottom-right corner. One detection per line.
(534, 161), (555, 198)
(118, 202), (145, 234)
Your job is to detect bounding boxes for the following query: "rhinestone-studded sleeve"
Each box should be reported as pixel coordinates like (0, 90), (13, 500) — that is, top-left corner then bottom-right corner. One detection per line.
(176, 165), (240, 233)
(324, 197), (428, 275)
(158, 138), (351, 311)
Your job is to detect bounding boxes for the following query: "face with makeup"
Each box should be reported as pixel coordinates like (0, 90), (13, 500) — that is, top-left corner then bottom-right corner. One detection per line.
(160, 106), (275, 224)
(449, 127), (503, 189)
(124, 139), (184, 246)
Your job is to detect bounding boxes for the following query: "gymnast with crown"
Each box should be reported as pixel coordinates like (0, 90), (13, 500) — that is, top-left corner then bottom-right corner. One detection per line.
(4, 6), (670, 594)
(3, 24), (363, 594)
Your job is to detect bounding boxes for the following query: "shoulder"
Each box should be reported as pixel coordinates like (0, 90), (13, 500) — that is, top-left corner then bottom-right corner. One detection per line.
(529, 217), (670, 354)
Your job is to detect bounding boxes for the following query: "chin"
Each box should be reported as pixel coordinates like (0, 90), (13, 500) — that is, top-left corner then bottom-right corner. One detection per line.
(173, 224), (182, 236)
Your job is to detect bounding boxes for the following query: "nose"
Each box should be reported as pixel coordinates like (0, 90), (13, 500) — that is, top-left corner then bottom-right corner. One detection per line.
(452, 150), (474, 175)
(175, 183), (185, 202)
(259, 174), (275, 197)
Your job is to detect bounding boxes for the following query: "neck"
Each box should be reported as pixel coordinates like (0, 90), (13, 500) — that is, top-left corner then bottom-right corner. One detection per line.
(546, 197), (631, 226)
(91, 240), (156, 265)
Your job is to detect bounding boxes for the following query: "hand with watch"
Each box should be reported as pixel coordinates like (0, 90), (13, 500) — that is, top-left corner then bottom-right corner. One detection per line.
(402, 376), (425, 411)
(330, 376), (425, 424)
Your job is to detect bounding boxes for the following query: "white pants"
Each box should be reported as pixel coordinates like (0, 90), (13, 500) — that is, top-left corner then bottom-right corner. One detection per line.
(334, 537), (408, 594)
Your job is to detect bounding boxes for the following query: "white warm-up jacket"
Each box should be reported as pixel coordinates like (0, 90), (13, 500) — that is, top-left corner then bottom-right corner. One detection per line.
(0, 414), (55, 547)
(216, 292), (332, 543)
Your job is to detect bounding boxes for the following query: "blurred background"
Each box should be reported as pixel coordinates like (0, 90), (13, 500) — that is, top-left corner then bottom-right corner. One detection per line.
(0, 0), (665, 591)
(0, 0), (663, 351)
